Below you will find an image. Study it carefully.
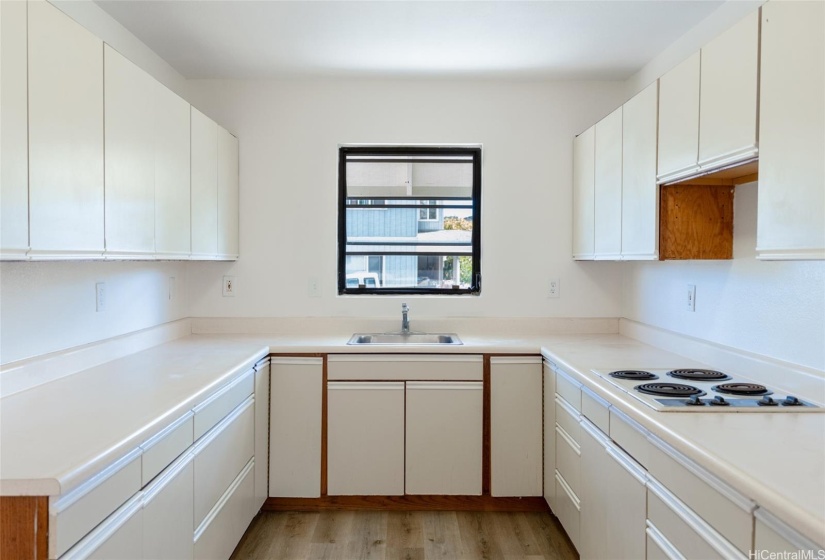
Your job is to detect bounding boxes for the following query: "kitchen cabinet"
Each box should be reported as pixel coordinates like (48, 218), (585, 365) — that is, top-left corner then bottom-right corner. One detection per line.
(543, 362), (556, 511)
(621, 82), (659, 260)
(253, 358), (270, 509)
(0, 0), (29, 260)
(27, 0), (104, 258)
(657, 52), (701, 183)
(405, 381), (483, 495)
(269, 357), (323, 497)
(104, 45), (156, 258)
(62, 494), (144, 560)
(191, 107), (219, 259)
(593, 107), (623, 260)
(490, 357), (542, 497)
(217, 127), (240, 259)
(327, 381), (405, 495)
(756, 0), (825, 260)
(754, 508), (823, 555)
(141, 453), (194, 560)
(154, 80), (191, 259)
(698, 10), (759, 170)
(572, 126), (596, 260)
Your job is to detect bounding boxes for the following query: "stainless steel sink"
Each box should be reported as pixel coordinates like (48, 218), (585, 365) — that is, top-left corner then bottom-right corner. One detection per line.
(347, 333), (463, 345)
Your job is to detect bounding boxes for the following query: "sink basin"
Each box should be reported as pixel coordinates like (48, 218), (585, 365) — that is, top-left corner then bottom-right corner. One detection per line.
(347, 333), (463, 345)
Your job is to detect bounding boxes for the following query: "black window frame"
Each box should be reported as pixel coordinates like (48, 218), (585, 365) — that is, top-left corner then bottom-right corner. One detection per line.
(338, 145), (482, 296)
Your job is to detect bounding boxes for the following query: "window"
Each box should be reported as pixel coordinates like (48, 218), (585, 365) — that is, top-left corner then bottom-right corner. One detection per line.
(338, 146), (481, 295)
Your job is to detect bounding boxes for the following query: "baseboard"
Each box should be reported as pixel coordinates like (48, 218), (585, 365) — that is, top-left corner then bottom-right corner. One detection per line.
(263, 495), (550, 513)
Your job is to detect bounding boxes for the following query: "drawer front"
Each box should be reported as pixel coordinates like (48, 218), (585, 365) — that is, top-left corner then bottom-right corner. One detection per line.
(754, 508), (824, 554)
(645, 522), (683, 560)
(555, 369), (581, 411)
(555, 424), (581, 498)
(194, 459), (256, 560)
(193, 396), (255, 527)
(609, 408), (651, 469)
(140, 412), (193, 486)
(60, 494), (144, 560)
(647, 483), (727, 560)
(647, 437), (753, 553)
(328, 354), (483, 381)
(580, 387), (609, 434)
(554, 470), (581, 551)
(194, 368), (254, 440)
(142, 453), (194, 560)
(52, 449), (142, 558)
(555, 395), (581, 442)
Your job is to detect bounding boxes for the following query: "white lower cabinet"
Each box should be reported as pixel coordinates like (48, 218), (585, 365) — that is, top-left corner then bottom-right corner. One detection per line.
(194, 459), (256, 560)
(141, 453), (194, 560)
(327, 382), (405, 495)
(405, 381), (483, 495)
(490, 356), (543, 497)
(543, 362), (556, 510)
(60, 494), (143, 560)
(253, 357), (271, 508)
(269, 357), (323, 497)
(754, 508), (824, 556)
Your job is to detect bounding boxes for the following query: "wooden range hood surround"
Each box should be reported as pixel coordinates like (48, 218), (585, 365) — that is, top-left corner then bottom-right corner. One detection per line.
(658, 159), (758, 260)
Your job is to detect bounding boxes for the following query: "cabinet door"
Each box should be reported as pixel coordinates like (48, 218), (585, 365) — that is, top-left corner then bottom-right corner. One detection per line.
(154, 82), (191, 258)
(621, 82), (659, 260)
(62, 494), (143, 560)
(104, 45), (155, 257)
(658, 52), (700, 183)
(594, 107), (623, 260)
(572, 126), (596, 260)
(191, 107), (218, 259)
(490, 357), (543, 497)
(543, 363), (555, 510)
(254, 358), (270, 509)
(28, 1), (104, 258)
(0, 0), (29, 259)
(217, 127), (239, 260)
(698, 10), (759, 170)
(757, 1), (825, 260)
(269, 357), (323, 497)
(405, 381), (482, 495)
(142, 453), (194, 560)
(327, 382), (405, 495)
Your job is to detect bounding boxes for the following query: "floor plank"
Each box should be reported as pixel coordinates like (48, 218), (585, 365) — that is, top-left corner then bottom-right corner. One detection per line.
(231, 510), (578, 560)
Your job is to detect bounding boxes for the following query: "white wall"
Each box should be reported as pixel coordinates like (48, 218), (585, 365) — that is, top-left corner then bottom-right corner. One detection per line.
(622, 184), (825, 371)
(0, 261), (188, 364)
(184, 78), (626, 320)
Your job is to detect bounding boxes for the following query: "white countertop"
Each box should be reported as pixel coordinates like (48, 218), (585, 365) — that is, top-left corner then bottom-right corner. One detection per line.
(1, 331), (822, 546)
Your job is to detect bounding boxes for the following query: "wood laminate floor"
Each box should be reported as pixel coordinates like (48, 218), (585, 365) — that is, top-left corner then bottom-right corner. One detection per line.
(230, 510), (578, 560)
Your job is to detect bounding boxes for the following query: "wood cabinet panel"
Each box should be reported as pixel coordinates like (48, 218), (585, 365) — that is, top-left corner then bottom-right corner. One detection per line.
(659, 184), (733, 260)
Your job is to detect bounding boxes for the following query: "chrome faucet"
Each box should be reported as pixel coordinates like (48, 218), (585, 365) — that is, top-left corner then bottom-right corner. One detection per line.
(401, 303), (410, 334)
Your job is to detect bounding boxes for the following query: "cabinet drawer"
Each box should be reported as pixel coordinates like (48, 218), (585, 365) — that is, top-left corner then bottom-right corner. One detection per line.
(140, 412), (193, 486)
(554, 470), (580, 550)
(609, 408), (651, 469)
(193, 396), (255, 528)
(59, 493), (143, 560)
(555, 395), (581, 442)
(755, 508), (824, 555)
(647, 436), (754, 553)
(328, 354), (483, 381)
(141, 452), (194, 560)
(580, 387), (609, 434)
(645, 521), (684, 560)
(51, 449), (142, 558)
(194, 458), (256, 560)
(647, 480), (741, 560)
(555, 369), (581, 411)
(555, 424), (581, 498)
(194, 368), (254, 440)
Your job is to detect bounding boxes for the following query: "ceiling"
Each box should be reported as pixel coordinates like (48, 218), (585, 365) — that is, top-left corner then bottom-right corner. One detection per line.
(95, 0), (726, 80)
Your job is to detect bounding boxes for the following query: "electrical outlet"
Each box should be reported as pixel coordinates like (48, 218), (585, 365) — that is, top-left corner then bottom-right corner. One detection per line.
(95, 282), (106, 312)
(308, 277), (321, 298)
(168, 277), (175, 301)
(687, 284), (696, 312)
(548, 278), (560, 298)
(222, 276), (236, 297)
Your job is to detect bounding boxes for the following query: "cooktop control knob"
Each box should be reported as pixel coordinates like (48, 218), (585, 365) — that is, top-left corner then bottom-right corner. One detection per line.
(782, 396), (802, 406)
(758, 396), (778, 406)
(686, 395), (705, 406)
(710, 396), (730, 406)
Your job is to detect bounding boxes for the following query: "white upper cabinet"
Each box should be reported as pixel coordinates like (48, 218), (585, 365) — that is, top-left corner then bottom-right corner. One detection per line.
(104, 45), (156, 258)
(0, 1), (29, 259)
(191, 107), (219, 259)
(621, 82), (659, 260)
(657, 52), (701, 183)
(698, 10), (760, 170)
(757, 0), (825, 260)
(594, 107), (623, 260)
(27, 0), (104, 258)
(217, 127), (239, 260)
(154, 81), (191, 259)
(572, 126), (595, 260)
